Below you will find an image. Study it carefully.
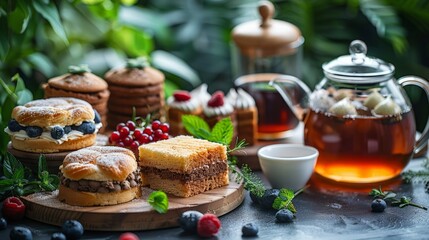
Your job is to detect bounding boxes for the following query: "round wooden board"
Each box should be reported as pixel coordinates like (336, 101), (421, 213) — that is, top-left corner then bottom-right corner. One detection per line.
(22, 180), (244, 231)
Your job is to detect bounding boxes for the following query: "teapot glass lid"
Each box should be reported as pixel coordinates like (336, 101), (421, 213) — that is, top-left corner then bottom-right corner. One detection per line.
(322, 40), (395, 83)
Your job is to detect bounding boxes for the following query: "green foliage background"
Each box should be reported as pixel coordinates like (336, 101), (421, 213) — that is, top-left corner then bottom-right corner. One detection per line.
(1, 0), (429, 158)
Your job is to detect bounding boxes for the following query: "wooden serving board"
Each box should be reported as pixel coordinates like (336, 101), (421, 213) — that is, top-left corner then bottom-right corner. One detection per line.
(22, 180), (244, 231)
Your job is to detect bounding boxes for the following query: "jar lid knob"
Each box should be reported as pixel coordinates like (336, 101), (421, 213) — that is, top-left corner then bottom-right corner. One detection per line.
(259, 1), (274, 28)
(349, 40), (367, 64)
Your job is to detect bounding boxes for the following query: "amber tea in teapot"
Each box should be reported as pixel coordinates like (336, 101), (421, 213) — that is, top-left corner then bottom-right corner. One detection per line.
(305, 89), (415, 183)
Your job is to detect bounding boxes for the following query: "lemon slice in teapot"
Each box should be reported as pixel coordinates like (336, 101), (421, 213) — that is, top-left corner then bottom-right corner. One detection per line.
(373, 96), (401, 115)
(328, 98), (357, 116)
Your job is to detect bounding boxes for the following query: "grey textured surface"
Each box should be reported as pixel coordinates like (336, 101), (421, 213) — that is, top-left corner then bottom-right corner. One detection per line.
(1, 158), (428, 240)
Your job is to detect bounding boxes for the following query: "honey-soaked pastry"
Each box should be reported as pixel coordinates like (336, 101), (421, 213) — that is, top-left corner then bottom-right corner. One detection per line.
(5, 97), (102, 153)
(58, 146), (142, 206)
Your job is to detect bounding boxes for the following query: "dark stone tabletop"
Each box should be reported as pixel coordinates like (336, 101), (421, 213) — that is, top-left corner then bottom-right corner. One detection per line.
(1, 156), (428, 240)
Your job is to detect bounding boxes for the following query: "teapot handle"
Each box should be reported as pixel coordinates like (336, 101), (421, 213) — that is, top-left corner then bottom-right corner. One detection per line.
(269, 75), (312, 121)
(398, 76), (429, 155)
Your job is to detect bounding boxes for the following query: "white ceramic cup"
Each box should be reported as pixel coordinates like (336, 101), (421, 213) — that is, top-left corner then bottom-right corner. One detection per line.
(257, 144), (318, 191)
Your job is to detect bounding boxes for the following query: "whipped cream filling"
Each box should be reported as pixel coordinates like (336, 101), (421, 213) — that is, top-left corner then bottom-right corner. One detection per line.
(167, 95), (200, 112)
(227, 88), (255, 110)
(5, 122), (102, 144)
(203, 102), (234, 117)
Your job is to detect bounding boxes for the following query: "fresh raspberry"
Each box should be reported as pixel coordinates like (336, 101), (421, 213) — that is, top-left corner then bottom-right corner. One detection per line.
(2, 197), (26, 221)
(197, 213), (221, 237)
(173, 90), (192, 102)
(119, 232), (140, 240)
(207, 91), (224, 107)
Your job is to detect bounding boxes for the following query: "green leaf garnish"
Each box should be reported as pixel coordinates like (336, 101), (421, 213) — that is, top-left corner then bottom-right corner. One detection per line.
(182, 115), (211, 139)
(0, 153), (59, 200)
(148, 190), (169, 214)
(126, 57), (149, 69)
(272, 188), (295, 212)
(210, 117), (233, 145)
(68, 64), (91, 74)
(369, 186), (427, 211)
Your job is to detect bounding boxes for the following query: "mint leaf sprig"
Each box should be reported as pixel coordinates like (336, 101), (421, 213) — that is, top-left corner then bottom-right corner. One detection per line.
(148, 190), (169, 214)
(272, 186), (308, 213)
(0, 153), (59, 200)
(369, 186), (427, 211)
(182, 115), (266, 197)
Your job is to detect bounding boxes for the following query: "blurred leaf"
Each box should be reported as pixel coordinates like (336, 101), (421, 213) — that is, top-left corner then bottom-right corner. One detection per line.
(26, 53), (56, 77)
(12, 73), (25, 93)
(87, 0), (120, 20)
(82, 0), (104, 4)
(164, 79), (179, 99)
(32, 0), (69, 45)
(7, 0), (31, 34)
(121, 0), (137, 6)
(152, 50), (200, 89)
(1, 96), (15, 130)
(108, 25), (153, 57)
(0, 16), (9, 61)
(119, 6), (172, 47)
(16, 90), (33, 106)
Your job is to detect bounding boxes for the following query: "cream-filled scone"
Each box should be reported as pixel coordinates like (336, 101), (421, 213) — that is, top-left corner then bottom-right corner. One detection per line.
(167, 90), (202, 136)
(58, 146), (142, 206)
(227, 88), (258, 145)
(5, 97), (101, 153)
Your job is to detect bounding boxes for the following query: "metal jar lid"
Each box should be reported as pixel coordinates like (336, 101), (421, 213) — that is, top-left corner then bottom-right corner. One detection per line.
(232, 1), (303, 58)
(322, 40), (395, 83)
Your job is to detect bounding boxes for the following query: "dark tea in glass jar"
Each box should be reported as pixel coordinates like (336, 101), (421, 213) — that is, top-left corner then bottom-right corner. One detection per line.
(235, 74), (304, 140)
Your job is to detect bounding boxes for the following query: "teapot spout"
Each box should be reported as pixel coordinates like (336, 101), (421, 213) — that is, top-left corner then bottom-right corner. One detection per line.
(269, 75), (311, 121)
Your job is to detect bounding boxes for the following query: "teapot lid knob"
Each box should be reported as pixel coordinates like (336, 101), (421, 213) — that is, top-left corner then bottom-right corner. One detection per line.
(258, 1), (275, 28)
(349, 40), (367, 64)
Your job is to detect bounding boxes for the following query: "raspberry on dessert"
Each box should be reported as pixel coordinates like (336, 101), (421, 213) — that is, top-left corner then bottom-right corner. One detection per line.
(179, 210), (203, 232)
(62, 220), (84, 240)
(9, 226), (32, 240)
(173, 90), (192, 102)
(25, 126), (43, 138)
(207, 91), (224, 107)
(51, 126), (65, 140)
(197, 213), (221, 237)
(2, 197), (26, 221)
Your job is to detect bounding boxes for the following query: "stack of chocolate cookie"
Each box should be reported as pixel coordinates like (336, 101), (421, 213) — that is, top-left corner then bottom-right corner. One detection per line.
(104, 58), (165, 129)
(44, 65), (109, 132)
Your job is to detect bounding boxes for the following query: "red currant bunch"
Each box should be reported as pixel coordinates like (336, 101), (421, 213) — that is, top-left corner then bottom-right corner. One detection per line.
(109, 120), (170, 153)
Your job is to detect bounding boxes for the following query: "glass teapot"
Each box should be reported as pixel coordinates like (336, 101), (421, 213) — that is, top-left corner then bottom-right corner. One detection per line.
(271, 40), (429, 183)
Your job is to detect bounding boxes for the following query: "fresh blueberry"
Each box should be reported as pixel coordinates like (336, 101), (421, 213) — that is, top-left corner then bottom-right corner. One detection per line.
(62, 220), (84, 240)
(25, 126), (43, 138)
(51, 126), (65, 139)
(0, 217), (7, 230)
(8, 119), (23, 132)
(64, 126), (72, 134)
(242, 223), (258, 237)
(371, 199), (387, 213)
(51, 232), (67, 240)
(260, 188), (280, 209)
(178, 210), (203, 232)
(73, 122), (95, 134)
(275, 209), (294, 223)
(93, 110), (101, 124)
(249, 191), (262, 205)
(10, 226), (32, 240)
